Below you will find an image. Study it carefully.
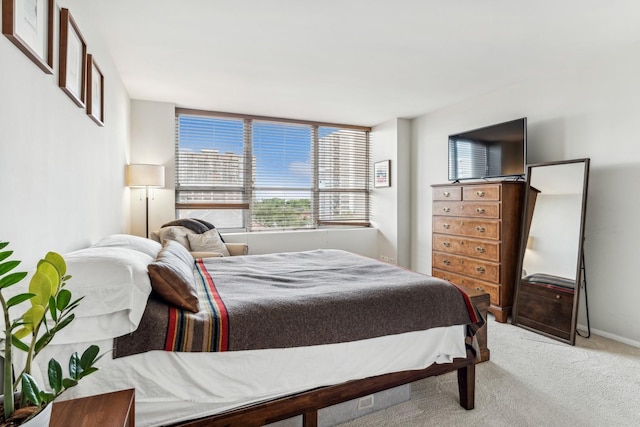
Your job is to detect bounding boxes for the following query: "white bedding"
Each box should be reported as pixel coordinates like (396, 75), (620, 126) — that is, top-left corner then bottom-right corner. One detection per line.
(28, 325), (466, 426)
(8, 238), (468, 426)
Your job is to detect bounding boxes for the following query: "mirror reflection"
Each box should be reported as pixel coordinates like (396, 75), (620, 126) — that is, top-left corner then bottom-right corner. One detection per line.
(513, 158), (590, 345)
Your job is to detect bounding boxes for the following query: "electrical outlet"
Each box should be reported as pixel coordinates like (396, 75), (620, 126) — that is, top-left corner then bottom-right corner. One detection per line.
(380, 255), (389, 262)
(357, 394), (374, 411)
(388, 258), (395, 264)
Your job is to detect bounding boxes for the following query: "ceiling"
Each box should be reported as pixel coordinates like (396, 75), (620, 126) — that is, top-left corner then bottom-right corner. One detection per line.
(85, 0), (640, 127)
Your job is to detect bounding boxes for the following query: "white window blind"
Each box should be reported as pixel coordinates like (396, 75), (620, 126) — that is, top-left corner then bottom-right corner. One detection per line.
(175, 115), (249, 229)
(175, 110), (370, 231)
(317, 127), (370, 226)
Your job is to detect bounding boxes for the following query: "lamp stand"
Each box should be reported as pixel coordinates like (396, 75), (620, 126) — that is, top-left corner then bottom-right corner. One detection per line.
(144, 186), (150, 238)
(126, 164), (164, 238)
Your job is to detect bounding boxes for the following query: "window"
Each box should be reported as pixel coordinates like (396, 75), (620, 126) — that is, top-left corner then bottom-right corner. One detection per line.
(175, 109), (371, 231)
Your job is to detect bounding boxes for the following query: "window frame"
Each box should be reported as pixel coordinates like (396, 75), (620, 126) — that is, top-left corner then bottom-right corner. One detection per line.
(175, 108), (371, 232)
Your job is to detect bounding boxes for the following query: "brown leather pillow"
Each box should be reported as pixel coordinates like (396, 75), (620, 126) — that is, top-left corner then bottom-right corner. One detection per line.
(148, 240), (199, 312)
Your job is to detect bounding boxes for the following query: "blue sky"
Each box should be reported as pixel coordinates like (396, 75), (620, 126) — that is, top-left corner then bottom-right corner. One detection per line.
(179, 116), (339, 189)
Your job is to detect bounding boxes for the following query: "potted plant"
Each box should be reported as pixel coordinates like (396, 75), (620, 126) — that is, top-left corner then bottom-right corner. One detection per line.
(0, 242), (101, 426)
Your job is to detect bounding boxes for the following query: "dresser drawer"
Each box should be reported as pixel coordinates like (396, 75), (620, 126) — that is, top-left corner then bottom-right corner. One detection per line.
(432, 268), (500, 306)
(433, 201), (500, 218)
(432, 252), (500, 283)
(432, 217), (500, 240)
(463, 185), (500, 201)
(516, 281), (574, 340)
(433, 234), (500, 262)
(433, 186), (462, 201)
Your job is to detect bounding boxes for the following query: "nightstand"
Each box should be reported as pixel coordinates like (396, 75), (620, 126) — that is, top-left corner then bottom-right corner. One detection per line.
(50, 389), (134, 427)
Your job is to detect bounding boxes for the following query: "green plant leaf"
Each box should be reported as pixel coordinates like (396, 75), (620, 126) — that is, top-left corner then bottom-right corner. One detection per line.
(35, 260), (60, 296)
(21, 374), (42, 406)
(34, 331), (54, 354)
(49, 296), (58, 321)
(45, 252), (67, 277)
(6, 292), (35, 307)
(62, 378), (78, 389)
(80, 345), (100, 369)
(0, 271), (28, 289)
(0, 250), (14, 263)
(78, 366), (99, 379)
(69, 352), (81, 380)
(11, 334), (30, 352)
(64, 301), (82, 313)
(13, 326), (32, 339)
(28, 270), (53, 307)
(38, 391), (56, 405)
(56, 289), (72, 311)
(20, 304), (45, 332)
(52, 313), (75, 333)
(48, 358), (63, 394)
(0, 260), (21, 276)
(0, 242), (9, 250)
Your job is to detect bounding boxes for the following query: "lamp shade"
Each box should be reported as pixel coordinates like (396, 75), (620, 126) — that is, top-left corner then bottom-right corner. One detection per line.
(126, 164), (165, 187)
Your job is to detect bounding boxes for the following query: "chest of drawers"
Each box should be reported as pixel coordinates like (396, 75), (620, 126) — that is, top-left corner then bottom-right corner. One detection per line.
(431, 181), (525, 323)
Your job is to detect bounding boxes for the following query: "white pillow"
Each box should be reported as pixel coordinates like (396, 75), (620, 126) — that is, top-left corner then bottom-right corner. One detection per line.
(51, 247), (154, 344)
(92, 234), (162, 258)
(187, 229), (230, 256)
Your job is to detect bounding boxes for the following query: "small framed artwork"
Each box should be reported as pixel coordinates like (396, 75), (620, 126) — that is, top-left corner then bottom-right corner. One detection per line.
(1, 0), (54, 73)
(58, 8), (87, 107)
(86, 54), (105, 126)
(374, 160), (391, 188)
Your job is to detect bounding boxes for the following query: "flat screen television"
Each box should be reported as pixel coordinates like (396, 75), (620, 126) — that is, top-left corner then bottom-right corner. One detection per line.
(448, 117), (527, 181)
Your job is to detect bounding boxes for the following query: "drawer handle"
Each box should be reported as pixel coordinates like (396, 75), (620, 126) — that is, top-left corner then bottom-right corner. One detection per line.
(443, 207), (451, 213)
(476, 266), (485, 273)
(475, 287), (485, 292)
(442, 242), (451, 248)
(443, 224), (450, 229)
(475, 226), (485, 232)
(443, 191), (450, 197)
(475, 207), (485, 214)
(443, 259), (451, 266)
(556, 294), (561, 299)
(476, 191), (485, 197)
(476, 246), (485, 253)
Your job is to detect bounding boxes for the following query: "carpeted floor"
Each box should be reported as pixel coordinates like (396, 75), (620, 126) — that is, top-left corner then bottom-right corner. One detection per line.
(339, 318), (640, 426)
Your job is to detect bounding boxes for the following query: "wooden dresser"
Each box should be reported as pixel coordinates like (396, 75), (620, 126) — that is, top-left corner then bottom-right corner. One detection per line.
(431, 181), (525, 322)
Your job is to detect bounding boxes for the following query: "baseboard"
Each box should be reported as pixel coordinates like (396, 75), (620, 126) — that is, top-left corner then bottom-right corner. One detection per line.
(577, 323), (640, 349)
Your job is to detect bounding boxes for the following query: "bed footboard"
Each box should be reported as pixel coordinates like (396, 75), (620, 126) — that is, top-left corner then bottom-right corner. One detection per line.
(173, 349), (475, 427)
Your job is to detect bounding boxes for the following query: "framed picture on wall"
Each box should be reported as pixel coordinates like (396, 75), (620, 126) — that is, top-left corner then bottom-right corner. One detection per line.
(1, 0), (54, 73)
(86, 54), (105, 126)
(58, 8), (87, 107)
(374, 160), (391, 188)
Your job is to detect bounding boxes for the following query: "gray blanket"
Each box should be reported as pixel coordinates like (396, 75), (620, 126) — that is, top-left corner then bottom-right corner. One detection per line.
(114, 249), (475, 357)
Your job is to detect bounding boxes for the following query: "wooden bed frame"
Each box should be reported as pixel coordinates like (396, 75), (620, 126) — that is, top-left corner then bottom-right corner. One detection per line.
(172, 349), (475, 427)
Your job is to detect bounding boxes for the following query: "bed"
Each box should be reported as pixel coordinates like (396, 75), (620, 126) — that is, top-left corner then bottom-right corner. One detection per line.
(18, 234), (482, 427)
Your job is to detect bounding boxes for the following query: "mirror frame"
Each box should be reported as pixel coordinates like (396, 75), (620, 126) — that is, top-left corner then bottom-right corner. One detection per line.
(512, 158), (590, 345)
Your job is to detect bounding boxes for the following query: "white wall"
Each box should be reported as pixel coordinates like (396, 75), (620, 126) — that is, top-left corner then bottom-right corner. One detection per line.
(0, 0), (130, 267)
(410, 43), (640, 346)
(370, 119), (411, 267)
(129, 100), (176, 236)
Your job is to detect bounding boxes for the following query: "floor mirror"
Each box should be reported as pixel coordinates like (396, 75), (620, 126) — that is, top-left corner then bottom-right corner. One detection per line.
(512, 158), (590, 345)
